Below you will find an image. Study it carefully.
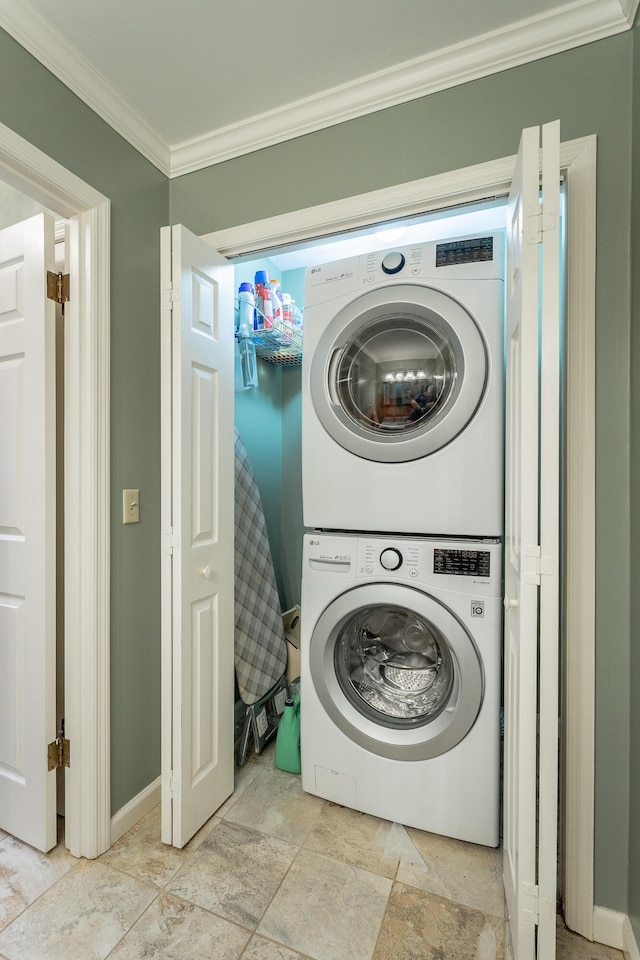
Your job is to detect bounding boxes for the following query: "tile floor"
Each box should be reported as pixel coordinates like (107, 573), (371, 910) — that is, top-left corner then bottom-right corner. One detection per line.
(0, 744), (625, 960)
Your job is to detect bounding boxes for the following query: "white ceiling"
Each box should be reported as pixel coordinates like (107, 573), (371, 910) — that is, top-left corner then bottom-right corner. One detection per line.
(0, 0), (637, 177)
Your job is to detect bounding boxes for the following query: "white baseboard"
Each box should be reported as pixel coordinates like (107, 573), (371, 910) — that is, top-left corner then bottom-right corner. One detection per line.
(110, 777), (161, 846)
(593, 906), (625, 950)
(592, 906), (640, 959)
(624, 915), (640, 960)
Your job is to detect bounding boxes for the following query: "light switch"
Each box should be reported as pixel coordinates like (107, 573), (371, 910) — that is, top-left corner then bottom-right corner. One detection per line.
(123, 489), (140, 524)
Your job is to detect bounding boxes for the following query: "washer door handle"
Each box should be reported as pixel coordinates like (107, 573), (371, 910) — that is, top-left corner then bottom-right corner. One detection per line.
(503, 595), (518, 611)
(327, 348), (342, 407)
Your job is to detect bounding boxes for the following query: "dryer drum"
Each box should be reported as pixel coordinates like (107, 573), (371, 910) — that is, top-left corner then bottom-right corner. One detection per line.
(308, 283), (489, 464)
(336, 314), (457, 438)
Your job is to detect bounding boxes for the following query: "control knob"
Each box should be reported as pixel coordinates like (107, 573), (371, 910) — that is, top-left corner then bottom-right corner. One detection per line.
(381, 251), (405, 275)
(380, 547), (402, 571)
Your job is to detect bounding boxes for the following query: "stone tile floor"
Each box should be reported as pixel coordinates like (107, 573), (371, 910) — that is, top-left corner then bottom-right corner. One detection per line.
(0, 744), (624, 960)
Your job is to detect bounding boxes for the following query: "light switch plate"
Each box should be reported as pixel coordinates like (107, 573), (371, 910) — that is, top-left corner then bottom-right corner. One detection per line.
(123, 489), (140, 524)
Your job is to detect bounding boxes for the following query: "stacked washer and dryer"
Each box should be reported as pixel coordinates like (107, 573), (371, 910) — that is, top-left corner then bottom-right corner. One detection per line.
(299, 234), (505, 846)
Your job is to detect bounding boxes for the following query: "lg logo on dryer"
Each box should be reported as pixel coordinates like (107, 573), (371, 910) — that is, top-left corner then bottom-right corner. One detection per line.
(471, 601), (485, 618)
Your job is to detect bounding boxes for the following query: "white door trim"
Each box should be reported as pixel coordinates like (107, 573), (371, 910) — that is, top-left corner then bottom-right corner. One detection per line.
(0, 122), (111, 859)
(202, 134), (597, 936)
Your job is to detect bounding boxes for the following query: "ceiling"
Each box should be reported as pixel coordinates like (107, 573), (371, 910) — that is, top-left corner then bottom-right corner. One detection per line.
(0, 0), (637, 178)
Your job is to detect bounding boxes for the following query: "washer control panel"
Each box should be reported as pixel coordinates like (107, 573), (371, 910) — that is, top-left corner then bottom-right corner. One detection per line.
(304, 534), (502, 595)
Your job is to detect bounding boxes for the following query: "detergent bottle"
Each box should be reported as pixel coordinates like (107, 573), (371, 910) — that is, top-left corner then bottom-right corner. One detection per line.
(254, 270), (273, 330)
(269, 278), (283, 323)
(274, 695), (301, 773)
(237, 282), (258, 388)
(237, 282), (254, 338)
(282, 292), (293, 327)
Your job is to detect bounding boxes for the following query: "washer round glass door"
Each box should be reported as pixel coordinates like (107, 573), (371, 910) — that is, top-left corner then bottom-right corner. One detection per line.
(309, 582), (484, 761)
(309, 284), (488, 463)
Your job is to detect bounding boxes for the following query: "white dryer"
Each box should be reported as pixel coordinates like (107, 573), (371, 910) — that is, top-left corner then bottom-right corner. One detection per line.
(302, 233), (504, 537)
(301, 531), (502, 846)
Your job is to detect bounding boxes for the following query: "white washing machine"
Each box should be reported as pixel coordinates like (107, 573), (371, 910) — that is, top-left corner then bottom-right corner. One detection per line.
(302, 233), (504, 537)
(301, 531), (502, 846)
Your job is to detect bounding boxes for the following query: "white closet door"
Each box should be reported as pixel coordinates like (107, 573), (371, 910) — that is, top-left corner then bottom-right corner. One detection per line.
(0, 214), (57, 852)
(160, 224), (235, 848)
(536, 119), (561, 960)
(503, 120), (561, 960)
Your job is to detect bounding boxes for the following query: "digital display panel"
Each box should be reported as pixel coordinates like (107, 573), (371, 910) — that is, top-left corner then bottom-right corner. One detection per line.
(433, 549), (491, 577)
(435, 236), (493, 267)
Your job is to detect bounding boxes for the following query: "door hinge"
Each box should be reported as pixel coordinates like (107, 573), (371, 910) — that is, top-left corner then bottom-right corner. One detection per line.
(525, 208), (557, 245)
(523, 881), (539, 924)
(523, 544), (555, 585)
(163, 284), (179, 310)
(164, 772), (179, 796)
(163, 529), (179, 555)
(47, 722), (70, 771)
(47, 271), (70, 305)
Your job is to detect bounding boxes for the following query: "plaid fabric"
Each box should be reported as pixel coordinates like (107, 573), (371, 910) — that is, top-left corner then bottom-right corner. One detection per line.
(234, 428), (287, 705)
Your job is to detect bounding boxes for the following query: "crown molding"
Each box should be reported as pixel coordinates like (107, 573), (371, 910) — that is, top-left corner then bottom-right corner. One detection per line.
(170, 0), (629, 176)
(0, 1), (170, 175)
(619, 0), (640, 25)
(0, 0), (631, 179)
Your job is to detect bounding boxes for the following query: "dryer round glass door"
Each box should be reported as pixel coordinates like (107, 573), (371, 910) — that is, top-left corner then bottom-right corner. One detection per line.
(309, 582), (484, 761)
(309, 284), (488, 463)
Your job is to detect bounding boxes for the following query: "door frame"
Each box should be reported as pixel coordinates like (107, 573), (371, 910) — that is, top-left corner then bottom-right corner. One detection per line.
(201, 134), (597, 937)
(0, 121), (111, 859)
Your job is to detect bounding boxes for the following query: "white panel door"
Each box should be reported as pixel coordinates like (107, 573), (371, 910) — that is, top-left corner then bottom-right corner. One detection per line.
(0, 213), (57, 852)
(536, 119), (562, 960)
(503, 122), (561, 959)
(160, 224), (235, 848)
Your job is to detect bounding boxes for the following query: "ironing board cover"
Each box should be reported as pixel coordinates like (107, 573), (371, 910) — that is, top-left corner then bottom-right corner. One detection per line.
(234, 428), (287, 704)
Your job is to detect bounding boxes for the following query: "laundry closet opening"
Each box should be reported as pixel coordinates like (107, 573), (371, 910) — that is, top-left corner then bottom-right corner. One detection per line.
(227, 184), (567, 856)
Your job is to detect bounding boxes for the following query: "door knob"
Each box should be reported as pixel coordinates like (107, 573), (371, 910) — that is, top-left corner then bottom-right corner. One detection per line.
(503, 595), (518, 610)
(202, 565), (213, 579)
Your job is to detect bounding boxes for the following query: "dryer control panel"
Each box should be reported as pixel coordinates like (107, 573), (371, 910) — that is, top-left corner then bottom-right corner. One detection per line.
(304, 232), (505, 309)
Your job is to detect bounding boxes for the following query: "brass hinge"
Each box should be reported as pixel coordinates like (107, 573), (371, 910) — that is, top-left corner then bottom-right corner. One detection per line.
(47, 271), (70, 305)
(47, 723), (70, 771)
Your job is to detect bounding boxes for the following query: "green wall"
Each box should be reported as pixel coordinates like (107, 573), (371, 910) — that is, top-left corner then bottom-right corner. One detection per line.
(171, 35), (634, 911)
(0, 27), (170, 814)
